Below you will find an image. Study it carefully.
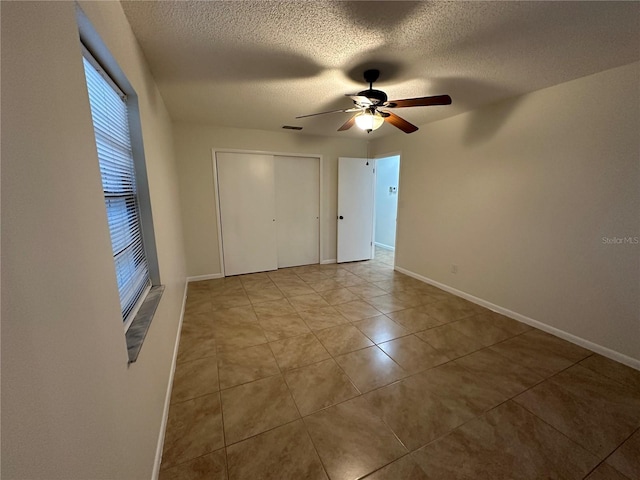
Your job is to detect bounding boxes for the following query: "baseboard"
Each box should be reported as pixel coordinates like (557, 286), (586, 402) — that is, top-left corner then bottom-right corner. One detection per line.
(394, 266), (640, 371)
(186, 273), (224, 282)
(374, 242), (395, 251)
(152, 279), (189, 479)
(321, 259), (337, 264)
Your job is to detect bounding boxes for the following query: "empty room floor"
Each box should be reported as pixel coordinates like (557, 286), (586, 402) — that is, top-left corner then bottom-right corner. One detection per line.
(159, 250), (640, 480)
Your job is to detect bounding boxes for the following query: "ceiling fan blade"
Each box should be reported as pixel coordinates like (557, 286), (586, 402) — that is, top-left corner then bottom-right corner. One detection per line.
(296, 107), (360, 119)
(338, 115), (357, 131)
(346, 94), (373, 106)
(385, 94), (452, 109)
(384, 112), (419, 133)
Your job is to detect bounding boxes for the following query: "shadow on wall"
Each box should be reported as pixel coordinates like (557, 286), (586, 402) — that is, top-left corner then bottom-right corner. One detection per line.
(462, 94), (523, 146)
(431, 77), (523, 146)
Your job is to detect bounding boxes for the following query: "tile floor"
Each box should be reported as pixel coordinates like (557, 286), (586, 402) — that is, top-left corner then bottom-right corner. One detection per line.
(160, 248), (640, 480)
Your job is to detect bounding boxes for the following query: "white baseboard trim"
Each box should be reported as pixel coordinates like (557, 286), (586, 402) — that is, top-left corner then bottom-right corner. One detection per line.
(321, 259), (337, 264)
(394, 266), (640, 371)
(186, 273), (224, 282)
(374, 242), (395, 251)
(152, 279), (189, 480)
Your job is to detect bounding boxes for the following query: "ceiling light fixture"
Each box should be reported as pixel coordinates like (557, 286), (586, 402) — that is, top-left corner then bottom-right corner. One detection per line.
(355, 109), (384, 133)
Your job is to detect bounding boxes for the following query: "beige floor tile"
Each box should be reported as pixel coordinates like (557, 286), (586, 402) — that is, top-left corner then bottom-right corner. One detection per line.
(362, 455), (429, 479)
(347, 283), (389, 299)
(184, 293), (213, 315)
(167, 252), (634, 479)
(182, 310), (215, 328)
(315, 324), (374, 356)
(159, 448), (227, 480)
(606, 429), (640, 479)
(252, 298), (296, 319)
(162, 393), (224, 469)
(415, 322), (484, 359)
(364, 374), (479, 451)
(284, 358), (360, 415)
(171, 356), (219, 404)
(371, 279), (414, 295)
(226, 420), (327, 480)
(299, 306), (349, 331)
(246, 286), (284, 304)
(411, 401), (598, 479)
(269, 333), (331, 370)
(239, 271), (271, 284)
(387, 307), (443, 333)
(279, 284), (317, 298)
(385, 291), (425, 308)
(211, 292), (251, 310)
(177, 321), (216, 364)
(297, 271), (328, 283)
(335, 346), (408, 393)
(353, 315), (410, 344)
(489, 329), (592, 377)
(210, 305), (258, 324)
(319, 287), (360, 305)
(580, 354), (640, 392)
(213, 322), (268, 350)
(379, 335), (449, 374)
(220, 375), (300, 444)
(421, 299), (477, 323)
(364, 294), (415, 314)
(450, 315), (514, 347)
(585, 463), (630, 480)
(487, 311), (532, 336)
(209, 278), (243, 296)
(307, 278), (342, 292)
(416, 363), (505, 415)
(288, 293), (331, 312)
(217, 343), (280, 389)
(258, 313), (310, 341)
(187, 280), (211, 293)
(454, 348), (543, 400)
(241, 278), (276, 292)
(514, 365), (640, 458)
(334, 274), (369, 287)
(304, 396), (407, 480)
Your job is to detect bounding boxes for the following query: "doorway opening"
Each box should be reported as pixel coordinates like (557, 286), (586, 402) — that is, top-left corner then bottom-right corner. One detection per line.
(374, 154), (400, 266)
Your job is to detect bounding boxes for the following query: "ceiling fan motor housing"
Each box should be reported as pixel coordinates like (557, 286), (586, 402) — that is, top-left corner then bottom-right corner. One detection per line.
(358, 88), (388, 104)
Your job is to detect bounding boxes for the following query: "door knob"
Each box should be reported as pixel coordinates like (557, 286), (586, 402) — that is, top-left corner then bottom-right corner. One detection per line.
(339, 216), (344, 219)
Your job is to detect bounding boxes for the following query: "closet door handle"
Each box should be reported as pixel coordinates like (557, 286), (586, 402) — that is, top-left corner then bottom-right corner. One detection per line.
(339, 216), (344, 220)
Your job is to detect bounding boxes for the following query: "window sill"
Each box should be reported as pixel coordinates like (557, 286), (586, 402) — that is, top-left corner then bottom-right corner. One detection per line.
(126, 285), (164, 364)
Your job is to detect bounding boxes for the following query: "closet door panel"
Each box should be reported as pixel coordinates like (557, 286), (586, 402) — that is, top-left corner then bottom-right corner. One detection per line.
(216, 152), (277, 276)
(275, 156), (320, 268)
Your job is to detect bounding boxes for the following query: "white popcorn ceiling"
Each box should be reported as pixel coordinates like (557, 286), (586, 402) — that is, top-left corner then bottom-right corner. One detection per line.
(121, 1), (640, 138)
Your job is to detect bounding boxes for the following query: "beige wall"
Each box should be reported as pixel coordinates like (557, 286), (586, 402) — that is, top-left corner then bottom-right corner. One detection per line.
(173, 124), (367, 276)
(1, 2), (187, 478)
(371, 62), (640, 363)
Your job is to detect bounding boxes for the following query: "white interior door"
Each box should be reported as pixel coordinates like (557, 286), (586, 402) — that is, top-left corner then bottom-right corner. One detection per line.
(275, 156), (320, 268)
(337, 157), (375, 263)
(216, 152), (278, 276)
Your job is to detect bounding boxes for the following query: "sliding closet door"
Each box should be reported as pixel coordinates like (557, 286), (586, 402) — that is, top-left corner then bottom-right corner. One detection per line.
(216, 152), (277, 276)
(274, 156), (320, 268)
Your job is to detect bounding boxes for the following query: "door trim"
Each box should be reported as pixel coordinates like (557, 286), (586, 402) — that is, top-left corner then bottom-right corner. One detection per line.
(212, 148), (324, 276)
(372, 150), (402, 268)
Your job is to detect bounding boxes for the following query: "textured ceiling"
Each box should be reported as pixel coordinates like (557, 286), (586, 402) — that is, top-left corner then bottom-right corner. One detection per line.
(121, 1), (640, 139)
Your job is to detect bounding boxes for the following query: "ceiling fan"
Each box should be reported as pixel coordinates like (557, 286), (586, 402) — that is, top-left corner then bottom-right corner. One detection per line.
(296, 69), (452, 134)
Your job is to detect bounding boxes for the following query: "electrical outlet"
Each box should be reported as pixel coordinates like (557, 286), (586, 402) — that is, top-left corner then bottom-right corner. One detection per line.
(451, 264), (458, 274)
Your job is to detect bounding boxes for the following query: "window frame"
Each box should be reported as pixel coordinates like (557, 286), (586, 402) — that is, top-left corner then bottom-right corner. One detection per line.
(77, 6), (163, 363)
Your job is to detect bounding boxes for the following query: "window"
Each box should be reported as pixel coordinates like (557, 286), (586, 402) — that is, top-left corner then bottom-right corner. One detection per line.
(82, 47), (150, 329)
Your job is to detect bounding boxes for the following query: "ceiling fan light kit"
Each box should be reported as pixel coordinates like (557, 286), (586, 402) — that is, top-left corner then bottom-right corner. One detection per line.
(296, 69), (452, 134)
(355, 109), (385, 132)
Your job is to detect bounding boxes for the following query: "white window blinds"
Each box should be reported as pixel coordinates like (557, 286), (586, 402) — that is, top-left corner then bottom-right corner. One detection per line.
(82, 52), (150, 323)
